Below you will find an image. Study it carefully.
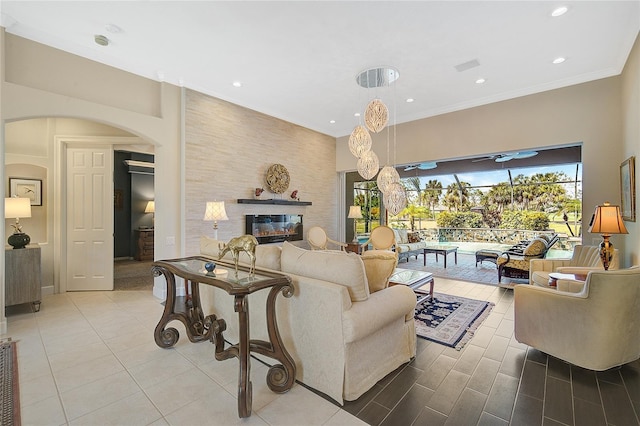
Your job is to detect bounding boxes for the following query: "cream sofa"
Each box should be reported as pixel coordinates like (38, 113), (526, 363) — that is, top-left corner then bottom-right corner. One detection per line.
(198, 237), (417, 404)
(529, 245), (619, 288)
(514, 267), (640, 370)
(392, 229), (426, 263)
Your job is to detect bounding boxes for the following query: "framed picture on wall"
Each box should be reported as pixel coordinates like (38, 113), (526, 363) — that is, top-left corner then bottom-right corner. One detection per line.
(9, 178), (42, 206)
(620, 156), (636, 222)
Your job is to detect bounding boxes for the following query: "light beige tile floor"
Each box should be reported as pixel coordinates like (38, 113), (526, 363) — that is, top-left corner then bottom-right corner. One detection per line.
(4, 290), (369, 426)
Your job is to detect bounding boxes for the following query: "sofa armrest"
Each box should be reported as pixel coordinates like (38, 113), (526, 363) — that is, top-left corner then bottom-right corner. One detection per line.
(529, 258), (571, 273)
(556, 266), (603, 275)
(342, 285), (416, 344)
(556, 279), (587, 293)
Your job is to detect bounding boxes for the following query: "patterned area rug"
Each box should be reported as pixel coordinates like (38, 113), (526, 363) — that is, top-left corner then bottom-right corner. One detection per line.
(0, 339), (20, 426)
(415, 293), (494, 350)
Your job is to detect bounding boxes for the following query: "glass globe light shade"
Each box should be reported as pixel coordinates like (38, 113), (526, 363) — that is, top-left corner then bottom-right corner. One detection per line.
(348, 125), (372, 158)
(377, 165), (400, 193)
(385, 183), (407, 216)
(364, 99), (388, 133)
(357, 150), (379, 180)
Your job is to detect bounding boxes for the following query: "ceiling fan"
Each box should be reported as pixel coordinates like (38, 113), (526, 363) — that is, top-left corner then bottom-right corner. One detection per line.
(472, 151), (538, 163)
(403, 162), (438, 171)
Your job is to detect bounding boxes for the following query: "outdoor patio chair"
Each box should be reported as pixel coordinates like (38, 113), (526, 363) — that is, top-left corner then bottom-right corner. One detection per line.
(307, 226), (347, 251)
(514, 266), (640, 370)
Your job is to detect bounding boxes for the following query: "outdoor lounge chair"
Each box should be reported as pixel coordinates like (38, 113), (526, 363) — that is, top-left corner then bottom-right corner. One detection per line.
(496, 233), (558, 282)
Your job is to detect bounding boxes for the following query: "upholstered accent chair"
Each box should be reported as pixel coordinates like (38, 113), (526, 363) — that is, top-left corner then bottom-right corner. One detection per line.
(529, 244), (620, 288)
(307, 226), (347, 251)
(514, 267), (640, 371)
(360, 225), (397, 259)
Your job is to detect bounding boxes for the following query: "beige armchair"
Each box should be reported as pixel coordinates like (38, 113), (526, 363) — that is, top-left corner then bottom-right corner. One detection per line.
(307, 226), (347, 251)
(514, 267), (640, 371)
(360, 225), (397, 260)
(529, 245), (619, 288)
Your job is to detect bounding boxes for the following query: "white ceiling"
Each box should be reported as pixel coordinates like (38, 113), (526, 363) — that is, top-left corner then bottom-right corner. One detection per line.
(1, 1), (639, 138)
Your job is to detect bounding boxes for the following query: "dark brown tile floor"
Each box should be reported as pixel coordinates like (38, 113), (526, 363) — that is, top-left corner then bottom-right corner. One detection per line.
(336, 275), (640, 426)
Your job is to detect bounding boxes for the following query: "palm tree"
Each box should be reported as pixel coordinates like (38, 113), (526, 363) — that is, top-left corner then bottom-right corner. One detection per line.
(424, 179), (443, 218)
(404, 177), (423, 206)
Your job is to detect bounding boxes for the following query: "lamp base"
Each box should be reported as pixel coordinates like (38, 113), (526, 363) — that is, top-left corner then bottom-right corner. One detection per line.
(8, 233), (30, 249)
(599, 236), (613, 271)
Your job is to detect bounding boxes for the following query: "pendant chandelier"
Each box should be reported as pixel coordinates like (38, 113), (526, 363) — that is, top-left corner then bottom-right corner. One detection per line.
(357, 150), (379, 180)
(364, 99), (388, 133)
(377, 165), (400, 193)
(385, 182), (407, 216)
(349, 66), (407, 217)
(348, 125), (372, 158)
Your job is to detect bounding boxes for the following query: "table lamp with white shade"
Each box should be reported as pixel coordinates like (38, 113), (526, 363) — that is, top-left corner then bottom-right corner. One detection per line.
(5, 197), (32, 249)
(144, 200), (155, 227)
(204, 201), (229, 240)
(348, 205), (363, 243)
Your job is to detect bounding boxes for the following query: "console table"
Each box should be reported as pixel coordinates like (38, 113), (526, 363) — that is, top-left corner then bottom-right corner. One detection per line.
(5, 246), (42, 312)
(152, 256), (296, 418)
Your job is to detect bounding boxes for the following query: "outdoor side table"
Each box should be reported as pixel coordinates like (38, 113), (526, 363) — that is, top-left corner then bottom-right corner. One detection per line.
(152, 256), (296, 418)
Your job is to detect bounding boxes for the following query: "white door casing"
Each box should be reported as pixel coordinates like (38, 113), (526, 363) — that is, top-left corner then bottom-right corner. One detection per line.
(65, 146), (114, 291)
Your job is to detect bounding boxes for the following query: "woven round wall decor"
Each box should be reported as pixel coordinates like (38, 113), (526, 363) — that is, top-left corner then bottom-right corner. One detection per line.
(265, 163), (290, 194)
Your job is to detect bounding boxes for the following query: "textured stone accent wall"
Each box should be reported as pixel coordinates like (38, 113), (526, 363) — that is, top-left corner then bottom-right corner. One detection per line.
(185, 90), (337, 254)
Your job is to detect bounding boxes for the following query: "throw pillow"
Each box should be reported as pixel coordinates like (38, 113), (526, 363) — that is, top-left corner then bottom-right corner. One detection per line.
(524, 238), (547, 256)
(280, 241), (369, 302)
(361, 252), (398, 293)
(407, 232), (421, 243)
(395, 229), (409, 244)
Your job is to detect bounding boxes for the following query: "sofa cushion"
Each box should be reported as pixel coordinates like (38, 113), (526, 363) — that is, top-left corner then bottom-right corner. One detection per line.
(200, 236), (282, 271)
(280, 241), (369, 302)
(524, 238), (547, 256)
(361, 252), (398, 293)
(393, 229), (409, 244)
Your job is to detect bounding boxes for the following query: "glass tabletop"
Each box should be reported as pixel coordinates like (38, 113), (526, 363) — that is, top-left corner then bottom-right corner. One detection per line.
(389, 268), (433, 286)
(154, 257), (289, 292)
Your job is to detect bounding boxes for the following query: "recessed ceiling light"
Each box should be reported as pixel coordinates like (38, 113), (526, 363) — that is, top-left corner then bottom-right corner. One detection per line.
(232, 81), (242, 87)
(354, 112), (361, 117)
(552, 57), (566, 64)
(406, 98), (414, 103)
(104, 23), (122, 33)
(94, 34), (109, 46)
(475, 78), (486, 84)
(329, 120), (336, 124)
(551, 6), (568, 17)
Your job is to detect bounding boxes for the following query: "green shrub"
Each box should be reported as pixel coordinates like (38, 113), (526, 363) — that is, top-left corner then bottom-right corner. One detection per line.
(436, 211), (483, 228)
(500, 210), (549, 230)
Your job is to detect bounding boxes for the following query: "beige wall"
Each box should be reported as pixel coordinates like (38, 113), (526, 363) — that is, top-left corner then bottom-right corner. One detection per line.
(621, 32), (640, 266)
(337, 71), (636, 264)
(184, 91), (337, 254)
(1, 33), (183, 306)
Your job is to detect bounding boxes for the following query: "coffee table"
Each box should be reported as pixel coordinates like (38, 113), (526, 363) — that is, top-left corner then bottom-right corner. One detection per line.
(423, 245), (458, 268)
(548, 272), (587, 287)
(388, 268), (434, 305)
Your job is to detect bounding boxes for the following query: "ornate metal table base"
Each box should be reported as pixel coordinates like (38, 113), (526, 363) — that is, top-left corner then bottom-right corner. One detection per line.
(153, 257), (296, 418)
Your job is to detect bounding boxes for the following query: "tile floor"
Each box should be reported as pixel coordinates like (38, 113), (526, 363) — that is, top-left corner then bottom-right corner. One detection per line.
(4, 277), (640, 425)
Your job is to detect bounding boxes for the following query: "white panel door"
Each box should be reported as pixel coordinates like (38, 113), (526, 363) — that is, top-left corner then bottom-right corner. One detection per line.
(66, 147), (114, 291)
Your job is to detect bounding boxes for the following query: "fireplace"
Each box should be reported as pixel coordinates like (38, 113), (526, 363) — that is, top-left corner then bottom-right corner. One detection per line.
(246, 214), (303, 244)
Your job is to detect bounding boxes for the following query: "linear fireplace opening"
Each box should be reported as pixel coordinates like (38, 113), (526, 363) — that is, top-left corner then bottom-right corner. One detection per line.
(246, 214), (303, 244)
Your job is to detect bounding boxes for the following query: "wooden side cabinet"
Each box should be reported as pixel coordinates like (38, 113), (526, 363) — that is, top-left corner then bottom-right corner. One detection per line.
(135, 229), (154, 261)
(5, 245), (42, 312)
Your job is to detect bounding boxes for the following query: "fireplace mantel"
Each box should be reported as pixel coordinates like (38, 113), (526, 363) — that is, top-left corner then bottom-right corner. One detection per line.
(237, 199), (312, 206)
